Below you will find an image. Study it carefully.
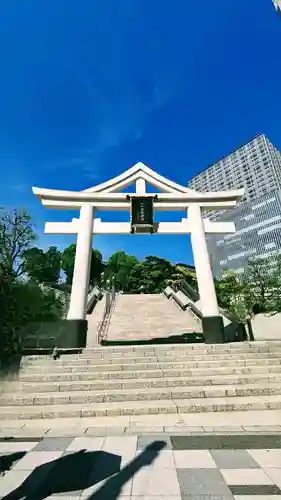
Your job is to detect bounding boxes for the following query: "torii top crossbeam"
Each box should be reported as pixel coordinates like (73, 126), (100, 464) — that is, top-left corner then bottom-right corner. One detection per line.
(33, 161), (243, 211)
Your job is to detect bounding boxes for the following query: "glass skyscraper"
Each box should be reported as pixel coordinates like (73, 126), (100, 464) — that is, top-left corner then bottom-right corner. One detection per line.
(188, 134), (281, 277)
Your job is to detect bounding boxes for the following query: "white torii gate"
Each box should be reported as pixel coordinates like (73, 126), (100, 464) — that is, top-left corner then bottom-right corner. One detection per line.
(33, 162), (244, 343)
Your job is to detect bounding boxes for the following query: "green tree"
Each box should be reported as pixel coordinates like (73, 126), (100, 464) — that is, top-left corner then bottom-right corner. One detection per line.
(105, 252), (199, 294)
(127, 256), (177, 294)
(89, 249), (104, 287)
(215, 270), (250, 321)
(105, 251), (138, 291)
(61, 244), (103, 287)
(22, 246), (62, 284)
(216, 270), (242, 310)
(0, 208), (36, 282)
(241, 256), (276, 314)
(0, 208), (64, 365)
(61, 244), (76, 285)
(168, 264), (197, 291)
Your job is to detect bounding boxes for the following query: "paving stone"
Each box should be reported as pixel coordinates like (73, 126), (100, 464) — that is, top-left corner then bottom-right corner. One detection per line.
(243, 426), (281, 432)
(105, 427), (126, 435)
(125, 426), (164, 435)
(233, 496), (281, 500)
(80, 473), (132, 497)
(0, 442), (37, 453)
(131, 497), (182, 500)
(248, 449), (281, 468)
(211, 450), (260, 469)
(137, 434), (172, 450)
(181, 497), (232, 500)
(45, 427), (87, 437)
(203, 426), (244, 433)
(171, 434), (281, 450)
(66, 437), (104, 451)
(0, 451), (27, 475)
(130, 414), (184, 426)
(263, 467), (281, 488)
(136, 449), (175, 469)
(177, 468), (233, 497)
(33, 438), (73, 451)
(132, 467), (181, 496)
(102, 436), (137, 455)
(0, 470), (35, 497)
(45, 493), (82, 498)
(174, 450), (217, 468)
(179, 426), (204, 433)
(230, 485), (281, 495)
(13, 450), (64, 470)
(221, 468), (274, 485)
(0, 461), (55, 497)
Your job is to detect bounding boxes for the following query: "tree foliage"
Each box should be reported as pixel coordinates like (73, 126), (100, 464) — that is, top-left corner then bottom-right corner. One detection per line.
(0, 208), (63, 364)
(241, 257), (277, 314)
(105, 252), (196, 294)
(0, 208), (36, 282)
(61, 244), (104, 286)
(216, 256), (281, 321)
(22, 246), (62, 284)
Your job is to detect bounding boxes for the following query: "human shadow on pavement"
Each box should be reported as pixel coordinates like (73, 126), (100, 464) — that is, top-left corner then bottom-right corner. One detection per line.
(0, 452), (26, 476)
(1, 449), (121, 500)
(1, 440), (166, 500)
(88, 440), (166, 499)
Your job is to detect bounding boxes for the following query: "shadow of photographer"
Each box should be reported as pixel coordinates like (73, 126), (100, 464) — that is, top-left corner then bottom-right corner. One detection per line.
(1, 440), (166, 500)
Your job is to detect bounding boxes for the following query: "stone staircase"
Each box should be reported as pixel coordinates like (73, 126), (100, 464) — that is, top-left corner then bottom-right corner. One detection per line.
(105, 293), (202, 343)
(1, 342), (281, 420)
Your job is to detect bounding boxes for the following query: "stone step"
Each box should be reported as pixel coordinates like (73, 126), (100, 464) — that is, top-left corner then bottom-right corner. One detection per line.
(17, 364), (281, 383)
(73, 346), (281, 356)
(22, 342), (281, 359)
(4, 372), (281, 394)
(20, 352), (281, 369)
(1, 394), (281, 420)
(18, 357), (281, 374)
(1, 383), (281, 406)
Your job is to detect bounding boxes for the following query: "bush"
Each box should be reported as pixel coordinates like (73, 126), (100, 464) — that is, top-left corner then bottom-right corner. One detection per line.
(0, 278), (64, 365)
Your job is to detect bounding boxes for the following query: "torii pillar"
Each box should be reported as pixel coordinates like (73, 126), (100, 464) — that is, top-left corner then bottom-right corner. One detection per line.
(189, 205), (224, 343)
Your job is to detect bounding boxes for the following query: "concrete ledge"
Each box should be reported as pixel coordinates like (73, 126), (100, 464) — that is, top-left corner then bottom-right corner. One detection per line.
(21, 319), (88, 351)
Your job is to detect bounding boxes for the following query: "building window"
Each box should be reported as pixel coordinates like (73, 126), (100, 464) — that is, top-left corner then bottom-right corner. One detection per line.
(265, 242), (276, 250)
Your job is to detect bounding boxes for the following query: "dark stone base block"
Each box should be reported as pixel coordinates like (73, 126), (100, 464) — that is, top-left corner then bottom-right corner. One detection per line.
(202, 316), (225, 344)
(21, 319), (88, 352)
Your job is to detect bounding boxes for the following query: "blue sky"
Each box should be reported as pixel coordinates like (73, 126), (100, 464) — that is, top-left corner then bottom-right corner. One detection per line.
(0, 1), (280, 264)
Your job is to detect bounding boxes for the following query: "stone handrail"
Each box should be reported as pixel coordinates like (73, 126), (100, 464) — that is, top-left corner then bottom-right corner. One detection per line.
(164, 282), (248, 342)
(85, 285), (103, 314)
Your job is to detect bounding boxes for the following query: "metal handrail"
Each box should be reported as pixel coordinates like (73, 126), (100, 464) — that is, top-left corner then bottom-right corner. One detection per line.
(97, 282), (116, 344)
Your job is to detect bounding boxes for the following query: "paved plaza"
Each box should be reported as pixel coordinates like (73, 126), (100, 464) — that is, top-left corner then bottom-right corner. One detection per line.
(1, 412), (281, 499)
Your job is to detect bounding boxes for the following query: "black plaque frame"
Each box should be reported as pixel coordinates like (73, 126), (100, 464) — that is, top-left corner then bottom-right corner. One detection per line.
(127, 195), (157, 234)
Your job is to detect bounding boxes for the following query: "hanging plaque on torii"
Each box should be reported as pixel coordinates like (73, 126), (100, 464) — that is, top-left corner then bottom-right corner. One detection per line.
(127, 195), (157, 234)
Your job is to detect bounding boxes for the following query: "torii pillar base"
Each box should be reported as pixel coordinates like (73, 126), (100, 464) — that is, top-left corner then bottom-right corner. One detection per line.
(202, 316), (225, 344)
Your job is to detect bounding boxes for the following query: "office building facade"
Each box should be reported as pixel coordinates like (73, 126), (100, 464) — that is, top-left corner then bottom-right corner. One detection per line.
(188, 134), (281, 277)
